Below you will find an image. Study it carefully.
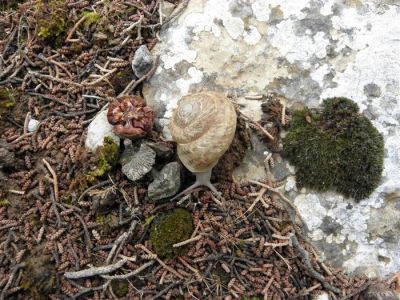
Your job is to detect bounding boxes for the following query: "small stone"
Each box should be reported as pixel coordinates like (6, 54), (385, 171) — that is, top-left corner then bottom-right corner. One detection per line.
(160, 1), (176, 19)
(85, 111), (120, 151)
(132, 45), (153, 78)
(313, 292), (330, 300)
(121, 144), (155, 181)
(146, 142), (174, 159)
(27, 118), (40, 132)
(148, 162), (181, 201)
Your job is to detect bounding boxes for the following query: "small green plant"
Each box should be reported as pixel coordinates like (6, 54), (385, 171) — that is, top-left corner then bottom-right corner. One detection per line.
(150, 208), (193, 258)
(283, 97), (384, 201)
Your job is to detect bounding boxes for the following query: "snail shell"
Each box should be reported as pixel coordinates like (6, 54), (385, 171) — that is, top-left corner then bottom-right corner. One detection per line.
(169, 92), (237, 173)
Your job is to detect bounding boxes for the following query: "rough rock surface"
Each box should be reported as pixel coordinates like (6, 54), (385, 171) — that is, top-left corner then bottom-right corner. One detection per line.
(121, 143), (156, 181)
(85, 110), (120, 151)
(148, 161), (181, 201)
(143, 0), (400, 277)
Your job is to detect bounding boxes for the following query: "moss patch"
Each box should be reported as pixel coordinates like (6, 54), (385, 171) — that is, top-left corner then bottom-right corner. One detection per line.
(95, 213), (119, 234)
(35, 0), (70, 48)
(111, 280), (129, 297)
(283, 97), (384, 201)
(81, 11), (101, 28)
(0, 199), (10, 207)
(0, 88), (16, 119)
(150, 208), (193, 258)
(88, 137), (119, 179)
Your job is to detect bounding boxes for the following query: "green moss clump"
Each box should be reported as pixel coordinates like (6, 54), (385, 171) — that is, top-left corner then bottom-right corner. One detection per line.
(0, 199), (10, 206)
(35, 0), (70, 48)
(150, 208), (193, 258)
(111, 280), (129, 297)
(95, 214), (119, 234)
(0, 88), (15, 117)
(283, 97), (384, 201)
(82, 11), (101, 28)
(88, 137), (119, 179)
(110, 66), (136, 95)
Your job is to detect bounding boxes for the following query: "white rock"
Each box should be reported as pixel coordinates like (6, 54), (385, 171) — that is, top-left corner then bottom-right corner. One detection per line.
(85, 110), (120, 151)
(143, 0), (400, 277)
(314, 292), (330, 300)
(27, 118), (40, 132)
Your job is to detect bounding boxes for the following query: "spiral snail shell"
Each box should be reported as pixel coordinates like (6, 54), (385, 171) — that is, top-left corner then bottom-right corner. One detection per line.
(169, 91), (237, 199)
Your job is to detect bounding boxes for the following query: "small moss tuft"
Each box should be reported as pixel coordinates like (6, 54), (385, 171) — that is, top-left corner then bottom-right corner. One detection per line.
(82, 11), (101, 28)
(283, 97), (384, 201)
(111, 280), (129, 297)
(150, 208), (193, 258)
(0, 199), (10, 206)
(95, 214), (119, 234)
(35, 0), (70, 48)
(88, 137), (119, 179)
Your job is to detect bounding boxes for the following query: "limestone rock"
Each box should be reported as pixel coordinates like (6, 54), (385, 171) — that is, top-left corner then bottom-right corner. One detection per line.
(148, 162), (181, 201)
(143, 0), (400, 277)
(132, 45), (153, 78)
(121, 144), (155, 181)
(85, 110), (120, 151)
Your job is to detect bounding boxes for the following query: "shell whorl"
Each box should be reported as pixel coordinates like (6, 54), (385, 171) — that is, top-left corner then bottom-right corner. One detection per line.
(169, 92), (237, 173)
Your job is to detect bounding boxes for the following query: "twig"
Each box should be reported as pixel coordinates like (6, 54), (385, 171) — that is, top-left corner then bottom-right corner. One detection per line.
(43, 158), (59, 201)
(0, 263), (26, 300)
(290, 233), (341, 294)
(66, 15), (88, 42)
(64, 259), (128, 279)
(101, 261), (155, 280)
(173, 235), (202, 248)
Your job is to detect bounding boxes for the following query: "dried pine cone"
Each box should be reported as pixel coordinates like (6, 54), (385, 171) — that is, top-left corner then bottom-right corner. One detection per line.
(107, 96), (154, 139)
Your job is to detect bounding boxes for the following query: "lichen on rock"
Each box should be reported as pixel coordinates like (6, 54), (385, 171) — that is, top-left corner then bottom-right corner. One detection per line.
(283, 97), (384, 201)
(150, 208), (193, 258)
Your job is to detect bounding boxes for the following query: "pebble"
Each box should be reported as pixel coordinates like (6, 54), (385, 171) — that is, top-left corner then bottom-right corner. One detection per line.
(148, 162), (181, 201)
(132, 45), (153, 78)
(27, 118), (40, 132)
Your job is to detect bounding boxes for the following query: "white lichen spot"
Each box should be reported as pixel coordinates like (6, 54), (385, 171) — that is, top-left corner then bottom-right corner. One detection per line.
(251, 0), (271, 22)
(175, 67), (204, 95)
(285, 176), (297, 192)
(270, 20), (329, 65)
(160, 27), (197, 70)
(310, 64), (330, 85)
(310, 229), (324, 241)
(243, 25), (262, 45)
(294, 194), (327, 230)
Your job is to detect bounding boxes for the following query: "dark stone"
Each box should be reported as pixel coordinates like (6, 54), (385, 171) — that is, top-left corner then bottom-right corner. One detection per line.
(148, 162), (181, 201)
(132, 45), (153, 78)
